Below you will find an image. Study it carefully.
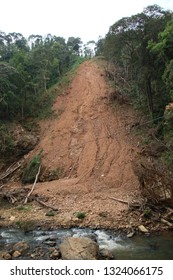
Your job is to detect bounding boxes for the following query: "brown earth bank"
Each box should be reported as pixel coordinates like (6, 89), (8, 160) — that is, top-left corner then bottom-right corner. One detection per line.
(0, 60), (172, 233)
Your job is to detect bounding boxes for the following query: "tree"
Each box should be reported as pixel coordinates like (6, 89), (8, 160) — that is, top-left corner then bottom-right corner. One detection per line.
(83, 41), (96, 58)
(95, 37), (105, 56)
(0, 31), (85, 120)
(103, 5), (172, 118)
(0, 62), (24, 118)
(149, 20), (173, 99)
(67, 37), (83, 55)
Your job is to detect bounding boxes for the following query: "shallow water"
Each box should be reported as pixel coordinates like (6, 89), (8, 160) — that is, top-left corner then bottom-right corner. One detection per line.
(0, 227), (173, 259)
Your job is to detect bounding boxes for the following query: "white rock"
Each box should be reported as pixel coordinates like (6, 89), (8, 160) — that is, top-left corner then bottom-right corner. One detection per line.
(138, 225), (148, 233)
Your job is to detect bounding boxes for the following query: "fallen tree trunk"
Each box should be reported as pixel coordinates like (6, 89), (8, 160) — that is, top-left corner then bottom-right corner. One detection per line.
(0, 161), (22, 181)
(36, 198), (58, 211)
(24, 165), (41, 204)
(109, 196), (129, 204)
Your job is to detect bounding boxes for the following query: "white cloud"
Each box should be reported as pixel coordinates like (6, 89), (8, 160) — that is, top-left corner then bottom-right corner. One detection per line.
(0, 0), (172, 43)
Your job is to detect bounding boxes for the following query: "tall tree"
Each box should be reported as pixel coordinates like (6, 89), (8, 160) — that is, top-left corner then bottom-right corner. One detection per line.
(102, 4), (172, 118)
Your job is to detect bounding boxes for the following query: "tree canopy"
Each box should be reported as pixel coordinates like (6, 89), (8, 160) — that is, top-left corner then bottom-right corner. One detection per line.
(0, 32), (83, 119)
(96, 4), (173, 119)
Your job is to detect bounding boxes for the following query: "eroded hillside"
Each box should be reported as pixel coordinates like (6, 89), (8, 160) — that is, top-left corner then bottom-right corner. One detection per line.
(0, 60), (142, 229)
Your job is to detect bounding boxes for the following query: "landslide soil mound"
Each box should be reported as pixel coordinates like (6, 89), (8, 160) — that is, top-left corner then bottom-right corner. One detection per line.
(1, 60), (141, 229)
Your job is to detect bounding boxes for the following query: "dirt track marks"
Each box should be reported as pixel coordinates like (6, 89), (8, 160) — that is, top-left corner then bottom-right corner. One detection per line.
(26, 60), (140, 228)
(33, 61), (138, 186)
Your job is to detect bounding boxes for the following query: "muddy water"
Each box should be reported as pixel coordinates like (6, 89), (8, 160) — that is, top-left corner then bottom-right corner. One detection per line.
(0, 227), (173, 260)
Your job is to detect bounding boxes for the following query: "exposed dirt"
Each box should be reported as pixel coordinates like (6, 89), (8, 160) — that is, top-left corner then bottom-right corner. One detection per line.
(0, 60), (144, 230)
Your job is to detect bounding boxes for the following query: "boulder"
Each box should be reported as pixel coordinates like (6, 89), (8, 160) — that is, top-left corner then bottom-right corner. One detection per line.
(12, 251), (21, 258)
(0, 251), (12, 260)
(59, 237), (99, 260)
(13, 242), (29, 254)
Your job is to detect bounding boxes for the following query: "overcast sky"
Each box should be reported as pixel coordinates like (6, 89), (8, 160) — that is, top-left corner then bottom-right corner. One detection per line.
(1, 0), (173, 43)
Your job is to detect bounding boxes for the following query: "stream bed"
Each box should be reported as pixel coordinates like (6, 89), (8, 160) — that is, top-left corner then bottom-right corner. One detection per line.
(0, 227), (173, 260)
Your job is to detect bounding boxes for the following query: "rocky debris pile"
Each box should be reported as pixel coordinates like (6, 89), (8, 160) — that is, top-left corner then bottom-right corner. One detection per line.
(0, 236), (112, 260)
(0, 241), (30, 260)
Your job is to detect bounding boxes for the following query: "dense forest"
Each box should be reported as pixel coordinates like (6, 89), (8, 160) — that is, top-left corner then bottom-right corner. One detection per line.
(96, 4), (173, 157)
(0, 33), (86, 119)
(96, 5), (173, 116)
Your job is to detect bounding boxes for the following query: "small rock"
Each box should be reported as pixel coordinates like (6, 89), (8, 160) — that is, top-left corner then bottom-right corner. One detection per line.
(0, 251), (12, 260)
(50, 249), (61, 259)
(138, 225), (149, 233)
(9, 216), (15, 221)
(13, 242), (29, 253)
(127, 231), (135, 238)
(48, 247), (55, 253)
(13, 251), (21, 258)
(99, 248), (114, 259)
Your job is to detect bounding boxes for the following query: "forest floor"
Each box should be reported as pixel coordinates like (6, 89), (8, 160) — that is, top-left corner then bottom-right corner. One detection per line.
(0, 59), (171, 232)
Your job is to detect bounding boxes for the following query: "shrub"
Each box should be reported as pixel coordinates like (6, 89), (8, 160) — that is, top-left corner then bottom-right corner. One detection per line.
(75, 212), (86, 219)
(21, 150), (42, 184)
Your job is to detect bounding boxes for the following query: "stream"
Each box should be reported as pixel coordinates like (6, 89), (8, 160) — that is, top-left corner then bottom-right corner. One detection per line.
(0, 227), (173, 260)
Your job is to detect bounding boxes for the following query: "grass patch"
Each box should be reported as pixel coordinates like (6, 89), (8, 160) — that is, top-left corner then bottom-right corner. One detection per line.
(143, 208), (152, 218)
(15, 220), (35, 231)
(16, 205), (32, 211)
(21, 150), (42, 184)
(0, 122), (15, 157)
(45, 211), (56, 217)
(74, 211), (86, 219)
(161, 151), (173, 169)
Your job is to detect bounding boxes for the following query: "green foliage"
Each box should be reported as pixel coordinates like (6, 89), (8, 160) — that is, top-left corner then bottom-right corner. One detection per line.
(75, 211), (86, 219)
(163, 104), (173, 147)
(0, 32), (84, 121)
(21, 150), (42, 184)
(143, 208), (152, 218)
(16, 205), (32, 211)
(45, 211), (56, 216)
(15, 220), (35, 231)
(163, 60), (173, 99)
(0, 122), (14, 155)
(36, 56), (85, 120)
(101, 5), (172, 119)
(161, 151), (173, 167)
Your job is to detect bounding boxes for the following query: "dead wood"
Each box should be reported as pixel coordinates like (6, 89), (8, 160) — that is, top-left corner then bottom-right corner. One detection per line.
(160, 218), (173, 227)
(0, 161), (22, 181)
(0, 184), (6, 190)
(3, 194), (17, 204)
(35, 198), (58, 211)
(163, 207), (173, 219)
(109, 196), (143, 208)
(132, 161), (173, 206)
(109, 196), (129, 204)
(24, 165), (41, 204)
